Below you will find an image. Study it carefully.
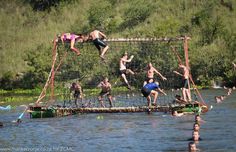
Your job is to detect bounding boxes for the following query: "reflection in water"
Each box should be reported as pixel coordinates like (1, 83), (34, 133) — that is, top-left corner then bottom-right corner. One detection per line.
(0, 89), (236, 151)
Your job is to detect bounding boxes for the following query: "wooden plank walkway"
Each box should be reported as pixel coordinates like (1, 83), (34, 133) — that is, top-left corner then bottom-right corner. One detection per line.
(60, 106), (170, 113)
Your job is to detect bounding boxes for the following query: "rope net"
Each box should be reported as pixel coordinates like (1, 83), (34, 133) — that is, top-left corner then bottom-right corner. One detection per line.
(37, 37), (200, 108)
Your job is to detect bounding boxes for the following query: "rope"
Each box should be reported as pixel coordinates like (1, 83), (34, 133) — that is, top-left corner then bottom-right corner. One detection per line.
(170, 45), (207, 106)
(35, 43), (58, 103)
(34, 38), (194, 109)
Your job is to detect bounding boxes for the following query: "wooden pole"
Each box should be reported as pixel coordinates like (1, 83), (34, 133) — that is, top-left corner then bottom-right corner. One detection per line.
(50, 38), (57, 101)
(184, 36), (192, 101)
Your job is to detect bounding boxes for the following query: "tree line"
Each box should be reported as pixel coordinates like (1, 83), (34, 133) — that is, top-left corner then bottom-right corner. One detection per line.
(0, 0), (235, 90)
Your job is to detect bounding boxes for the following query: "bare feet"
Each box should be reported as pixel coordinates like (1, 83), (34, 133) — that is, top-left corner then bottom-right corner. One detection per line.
(100, 55), (105, 60)
(127, 84), (132, 90)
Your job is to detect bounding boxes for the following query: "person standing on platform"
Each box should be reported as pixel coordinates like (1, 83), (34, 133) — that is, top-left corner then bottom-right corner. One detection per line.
(97, 77), (113, 108)
(70, 82), (83, 107)
(141, 82), (166, 107)
(173, 63), (192, 102)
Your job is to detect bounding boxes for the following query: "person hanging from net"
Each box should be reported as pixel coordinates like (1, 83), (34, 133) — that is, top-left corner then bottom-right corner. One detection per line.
(55, 33), (86, 56)
(89, 29), (109, 61)
(143, 62), (167, 86)
(97, 77), (113, 108)
(70, 82), (83, 107)
(119, 52), (135, 90)
(141, 82), (167, 107)
(173, 63), (192, 103)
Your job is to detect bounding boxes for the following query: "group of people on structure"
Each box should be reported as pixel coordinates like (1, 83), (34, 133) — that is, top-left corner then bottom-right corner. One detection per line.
(55, 30), (109, 60)
(69, 61), (191, 108)
(58, 30), (194, 108)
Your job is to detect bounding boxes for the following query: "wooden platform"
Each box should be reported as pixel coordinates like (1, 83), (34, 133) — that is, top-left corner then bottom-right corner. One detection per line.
(60, 106), (169, 113)
(28, 105), (171, 118)
(28, 103), (206, 118)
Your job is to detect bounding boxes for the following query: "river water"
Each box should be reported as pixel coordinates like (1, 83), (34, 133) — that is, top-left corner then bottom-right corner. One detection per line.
(0, 89), (236, 152)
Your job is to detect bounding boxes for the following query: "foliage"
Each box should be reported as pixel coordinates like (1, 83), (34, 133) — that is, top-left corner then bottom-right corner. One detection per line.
(120, 0), (155, 30)
(0, 0), (236, 90)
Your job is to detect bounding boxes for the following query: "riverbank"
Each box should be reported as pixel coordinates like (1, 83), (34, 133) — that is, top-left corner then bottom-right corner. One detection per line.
(0, 87), (134, 105)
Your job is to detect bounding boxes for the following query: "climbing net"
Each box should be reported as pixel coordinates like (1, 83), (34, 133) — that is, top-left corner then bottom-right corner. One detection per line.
(36, 36), (204, 108)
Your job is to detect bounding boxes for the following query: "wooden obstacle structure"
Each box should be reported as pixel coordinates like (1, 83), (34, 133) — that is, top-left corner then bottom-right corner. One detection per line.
(28, 102), (206, 118)
(28, 105), (169, 118)
(21, 36), (209, 120)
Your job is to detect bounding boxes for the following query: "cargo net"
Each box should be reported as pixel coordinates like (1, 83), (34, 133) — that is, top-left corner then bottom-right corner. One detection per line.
(38, 38), (189, 108)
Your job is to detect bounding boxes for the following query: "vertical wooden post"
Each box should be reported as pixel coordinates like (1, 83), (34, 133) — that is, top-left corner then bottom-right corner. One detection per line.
(50, 38), (57, 101)
(184, 36), (192, 101)
(184, 36), (190, 69)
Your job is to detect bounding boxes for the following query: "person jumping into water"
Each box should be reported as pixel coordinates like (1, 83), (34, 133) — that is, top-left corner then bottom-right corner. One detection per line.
(89, 30), (109, 60)
(119, 52), (135, 90)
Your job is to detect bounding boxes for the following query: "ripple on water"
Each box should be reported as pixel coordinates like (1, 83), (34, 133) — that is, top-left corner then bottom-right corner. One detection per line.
(0, 90), (236, 151)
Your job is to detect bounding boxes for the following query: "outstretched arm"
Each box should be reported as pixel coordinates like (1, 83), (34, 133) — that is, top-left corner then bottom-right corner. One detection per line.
(122, 55), (134, 62)
(158, 88), (167, 96)
(99, 31), (107, 39)
(154, 68), (167, 80)
(97, 82), (103, 88)
(173, 70), (183, 77)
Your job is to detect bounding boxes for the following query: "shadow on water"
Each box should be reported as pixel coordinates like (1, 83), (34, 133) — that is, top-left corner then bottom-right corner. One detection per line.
(0, 89), (236, 152)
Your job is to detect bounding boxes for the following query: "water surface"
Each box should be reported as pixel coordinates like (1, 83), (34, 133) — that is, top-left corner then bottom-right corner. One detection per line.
(0, 89), (236, 152)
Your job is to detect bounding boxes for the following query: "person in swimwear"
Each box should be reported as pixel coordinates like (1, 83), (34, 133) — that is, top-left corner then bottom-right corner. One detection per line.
(188, 141), (198, 151)
(97, 77), (113, 108)
(188, 130), (202, 141)
(173, 94), (189, 104)
(141, 82), (166, 107)
(143, 62), (167, 86)
(195, 114), (205, 124)
(173, 64), (192, 102)
(56, 33), (85, 56)
(70, 82), (83, 107)
(89, 30), (109, 60)
(193, 122), (200, 132)
(172, 110), (184, 117)
(119, 52), (135, 90)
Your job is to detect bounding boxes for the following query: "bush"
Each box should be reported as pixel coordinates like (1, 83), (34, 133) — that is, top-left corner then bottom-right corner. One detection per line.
(120, 0), (154, 29)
